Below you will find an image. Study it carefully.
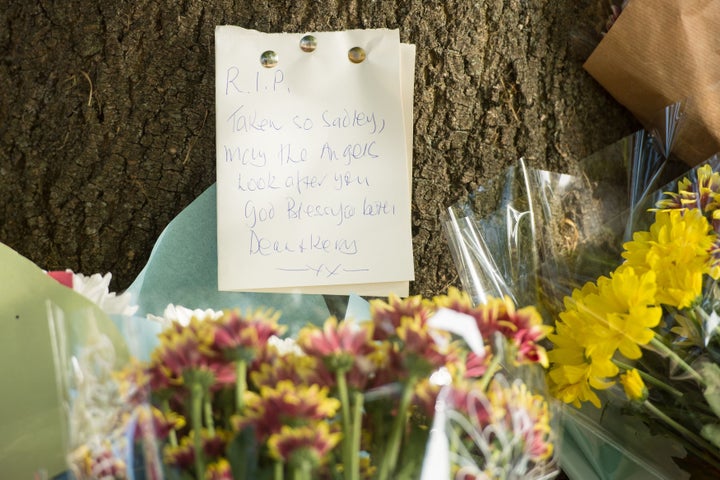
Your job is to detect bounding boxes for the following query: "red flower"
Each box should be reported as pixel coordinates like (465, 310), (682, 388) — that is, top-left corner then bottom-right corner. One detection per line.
(267, 423), (342, 467)
(365, 342), (403, 389)
(149, 318), (235, 391)
(163, 436), (195, 469)
(412, 378), (441, 418)
(202, 429), (233, 457)
(251, 351), (333, 389)
(436, 289), (550, 367)
(206, 459), (234, 480)
(298, 317), (373, 359)
(464, 350), (492, 378)
(232, 381), (341, 441)
(396, 315), (459, 374)
(495, 301), (551, 367)
(133, 406), (185, 442)
(370, 294), (435, 340)
(297, 317), (377, 389)
(212, 308), (286, 361)
(163, 430), (232, 470)
(447, 383), (494, 427)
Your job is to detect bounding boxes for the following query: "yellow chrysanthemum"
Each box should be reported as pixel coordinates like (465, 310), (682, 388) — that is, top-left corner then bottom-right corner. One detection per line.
(592, 267), (661, 359)
(547, 286), (619, 408)
(547, 265), (659, 408)
(622, 209), (715, 308)
(619, 368), (647, 402)
(547, 355), (617, 408)
(553, 267), (659, 362)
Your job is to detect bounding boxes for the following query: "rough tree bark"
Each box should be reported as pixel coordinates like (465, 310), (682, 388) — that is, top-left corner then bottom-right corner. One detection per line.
(0, 0), (636, 295)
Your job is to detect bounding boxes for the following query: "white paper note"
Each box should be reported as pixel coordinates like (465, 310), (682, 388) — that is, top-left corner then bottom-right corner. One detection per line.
(215, 27), (415, 295)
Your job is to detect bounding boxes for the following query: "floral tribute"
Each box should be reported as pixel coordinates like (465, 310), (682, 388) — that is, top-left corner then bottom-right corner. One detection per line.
(66, 288), (558, 480)
(547, 164), (720, 471)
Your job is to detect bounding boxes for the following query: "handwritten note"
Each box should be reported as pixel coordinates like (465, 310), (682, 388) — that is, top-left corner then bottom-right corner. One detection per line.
(215, 27), (415, 295)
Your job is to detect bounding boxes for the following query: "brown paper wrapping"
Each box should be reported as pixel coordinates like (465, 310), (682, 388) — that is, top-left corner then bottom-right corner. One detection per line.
(584, 0), (720, 165)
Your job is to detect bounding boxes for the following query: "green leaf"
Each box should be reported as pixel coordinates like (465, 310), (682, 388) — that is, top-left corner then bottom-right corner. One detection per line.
(701, 424), (720, 449)
(700, 363), (720, 418)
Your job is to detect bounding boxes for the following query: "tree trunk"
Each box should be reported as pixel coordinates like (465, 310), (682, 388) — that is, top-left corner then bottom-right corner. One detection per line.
(0, 0), (636, 295)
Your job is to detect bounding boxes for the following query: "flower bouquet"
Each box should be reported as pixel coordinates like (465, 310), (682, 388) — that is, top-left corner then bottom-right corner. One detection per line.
(0, 244), (143, 479)
(47, 279), (164, 480)
(547, 158), (720, 476)
(50, 290), (561, 480)
(442, 102), (720, 478)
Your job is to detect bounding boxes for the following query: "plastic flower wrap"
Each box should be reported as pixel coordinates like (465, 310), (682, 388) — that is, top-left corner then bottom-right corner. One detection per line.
(48, 310), (160, 480)
(441, 102), (716, 479)
(547, 160), (720, 477)
(47, 272), (164, 480)
(58, 289), (560, 480)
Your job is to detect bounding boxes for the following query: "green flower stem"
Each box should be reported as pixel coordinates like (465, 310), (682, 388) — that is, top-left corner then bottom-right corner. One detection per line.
(351, 391), (364, 480)
(479, 353), (503, 392)
(204, 397), (215, 436)
(335, 369), (353, 480)
(643, 400), (720, 468)
(693, 305), (710, 324)
(612, 359), (683, 398)
(162, 399), (178, 448)
(274, 461), (284, 480)
(449, 421), (459, 468)
(649, 337), (705, 386)
(236, 360), (248, 413)
(190, 382), (206, 478)
(377, 373), (418, 480)
(292, 461), (312, 480)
